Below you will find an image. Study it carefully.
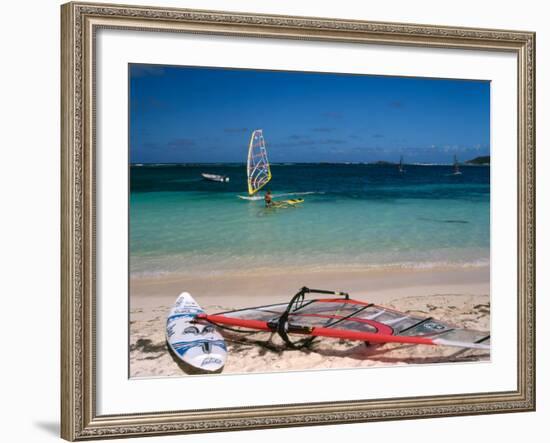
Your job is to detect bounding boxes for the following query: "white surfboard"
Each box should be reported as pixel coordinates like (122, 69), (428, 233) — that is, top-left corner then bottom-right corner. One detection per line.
(237, 194), (263, 200)
(166, 292), (227, 373)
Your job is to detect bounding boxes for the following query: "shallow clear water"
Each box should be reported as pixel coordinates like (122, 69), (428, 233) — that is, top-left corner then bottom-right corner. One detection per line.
(130, 164), (489, 276)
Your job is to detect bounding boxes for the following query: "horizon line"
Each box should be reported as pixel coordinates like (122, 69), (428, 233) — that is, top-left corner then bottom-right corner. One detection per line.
(130, 159), (490, 166)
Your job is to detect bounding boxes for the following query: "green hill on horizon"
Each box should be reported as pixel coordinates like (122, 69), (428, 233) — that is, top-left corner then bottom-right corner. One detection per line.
(465, 155), (490, 165)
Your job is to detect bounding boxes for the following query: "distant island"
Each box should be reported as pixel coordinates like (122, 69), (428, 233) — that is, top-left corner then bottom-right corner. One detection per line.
(372, 160), (397, 166)
(465, 156), (490, 166)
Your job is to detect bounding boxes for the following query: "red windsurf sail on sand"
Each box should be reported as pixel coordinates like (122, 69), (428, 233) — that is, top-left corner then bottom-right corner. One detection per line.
(197, 287), (490, 350)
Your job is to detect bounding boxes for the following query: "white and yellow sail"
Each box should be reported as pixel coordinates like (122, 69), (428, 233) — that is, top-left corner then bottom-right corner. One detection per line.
(247, 129), (272, 195)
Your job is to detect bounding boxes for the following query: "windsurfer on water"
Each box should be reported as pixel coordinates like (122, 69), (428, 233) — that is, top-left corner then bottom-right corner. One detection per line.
(264, 190), (273, 208)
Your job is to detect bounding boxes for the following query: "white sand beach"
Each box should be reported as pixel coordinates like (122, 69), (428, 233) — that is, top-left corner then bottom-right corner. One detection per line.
(129, 265), (490, 377)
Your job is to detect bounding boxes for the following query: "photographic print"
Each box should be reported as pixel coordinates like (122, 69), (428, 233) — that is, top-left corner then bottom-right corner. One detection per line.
(61, 5), (535, 438)
(129, 64), (491, 377)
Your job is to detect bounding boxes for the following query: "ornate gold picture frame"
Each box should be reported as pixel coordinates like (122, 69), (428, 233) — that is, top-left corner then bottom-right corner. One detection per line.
(61, 2), (535, 440)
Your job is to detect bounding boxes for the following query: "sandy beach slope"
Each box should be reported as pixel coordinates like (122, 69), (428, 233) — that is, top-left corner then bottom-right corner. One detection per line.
(129, 266), (490, 377)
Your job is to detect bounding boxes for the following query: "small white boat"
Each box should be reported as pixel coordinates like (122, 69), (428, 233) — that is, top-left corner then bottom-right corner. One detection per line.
(201, 173), (229, 183)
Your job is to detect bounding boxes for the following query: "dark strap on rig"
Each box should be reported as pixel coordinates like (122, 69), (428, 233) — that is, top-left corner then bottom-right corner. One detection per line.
(270, 287), (348, 349)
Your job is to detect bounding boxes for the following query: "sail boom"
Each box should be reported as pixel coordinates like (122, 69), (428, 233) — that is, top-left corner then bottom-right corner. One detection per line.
(199, 312), (489, 349)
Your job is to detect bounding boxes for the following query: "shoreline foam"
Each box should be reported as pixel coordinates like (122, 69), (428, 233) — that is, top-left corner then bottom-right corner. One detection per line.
(130, 257), (490, 280)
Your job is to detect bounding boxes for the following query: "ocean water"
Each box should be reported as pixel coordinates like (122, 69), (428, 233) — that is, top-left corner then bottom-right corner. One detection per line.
(130, 164), (490, 277)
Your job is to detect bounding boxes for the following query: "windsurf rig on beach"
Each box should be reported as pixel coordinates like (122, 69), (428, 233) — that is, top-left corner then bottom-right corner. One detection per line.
(166, 287), (490, 374)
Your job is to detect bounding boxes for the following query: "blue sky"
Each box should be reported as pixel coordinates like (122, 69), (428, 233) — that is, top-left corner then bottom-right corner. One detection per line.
(129, 64), (490, 164)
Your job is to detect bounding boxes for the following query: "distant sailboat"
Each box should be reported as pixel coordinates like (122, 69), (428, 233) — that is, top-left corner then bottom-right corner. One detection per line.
(398, 155), (405, 173)
(452, 155), (462, 175)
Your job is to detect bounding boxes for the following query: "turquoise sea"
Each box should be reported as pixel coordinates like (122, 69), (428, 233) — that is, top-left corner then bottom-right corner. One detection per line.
(130, 163), (490, 277)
